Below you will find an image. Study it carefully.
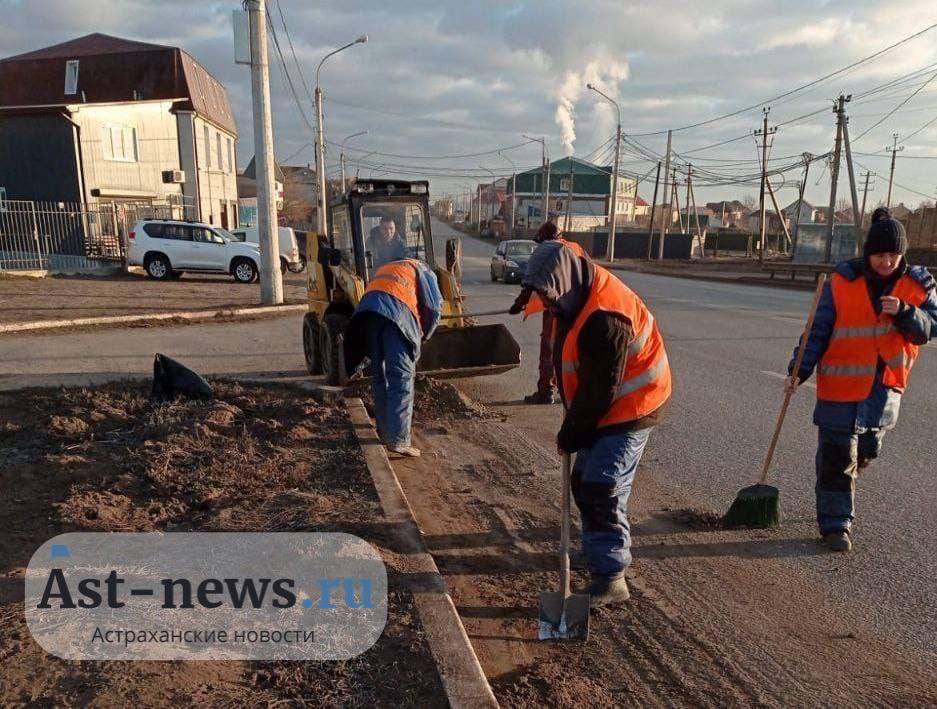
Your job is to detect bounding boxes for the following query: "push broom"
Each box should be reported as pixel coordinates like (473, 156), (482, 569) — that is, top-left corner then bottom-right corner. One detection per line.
(724, 274), (827, 528)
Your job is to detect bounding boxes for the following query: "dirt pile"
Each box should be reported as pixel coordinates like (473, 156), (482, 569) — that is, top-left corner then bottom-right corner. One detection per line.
(0, 381), (445, 706)
(349, 374), (492, 422)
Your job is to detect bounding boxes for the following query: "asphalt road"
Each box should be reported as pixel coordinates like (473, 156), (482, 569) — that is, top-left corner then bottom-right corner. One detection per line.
(1, 218), (935, 659)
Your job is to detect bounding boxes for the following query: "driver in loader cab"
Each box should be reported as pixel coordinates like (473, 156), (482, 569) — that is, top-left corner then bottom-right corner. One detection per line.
(347, 257), (443, 458)
(368, 215), (408, 267)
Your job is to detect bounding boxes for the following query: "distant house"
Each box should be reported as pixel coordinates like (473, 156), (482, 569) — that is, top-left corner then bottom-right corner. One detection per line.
(508, 156), (636, 230)
(634, 195), (650, 218)
(782, 199), (819, 224)
(0, 33), (238, 226)
(705, 200), (749, 228)
(890, 203), (912, 221)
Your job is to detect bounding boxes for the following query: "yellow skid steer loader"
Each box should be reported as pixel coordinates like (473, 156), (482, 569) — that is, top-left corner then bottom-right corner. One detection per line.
(302, 179), (520, 384)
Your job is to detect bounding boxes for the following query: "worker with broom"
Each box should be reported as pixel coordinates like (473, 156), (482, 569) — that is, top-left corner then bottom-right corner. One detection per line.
(787, 208), (937, 552)
(522, 240), (671, 605)
(346, 258), (443, 458)
(508, 220), (589, 405)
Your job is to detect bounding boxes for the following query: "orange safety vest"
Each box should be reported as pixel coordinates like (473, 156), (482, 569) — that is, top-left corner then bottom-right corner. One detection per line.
(365, 259), (421, 324)
(523, 239), (589, 319)
(559, 265), (671, 426)
(817, 272), (927, 401)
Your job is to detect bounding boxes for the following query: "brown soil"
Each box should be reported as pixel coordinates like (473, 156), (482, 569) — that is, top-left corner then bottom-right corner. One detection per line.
(348, 375), (496, 423)
(389, 398), (937, 707)
(0, 382), (445, 707)
(0, 271), (307, 326)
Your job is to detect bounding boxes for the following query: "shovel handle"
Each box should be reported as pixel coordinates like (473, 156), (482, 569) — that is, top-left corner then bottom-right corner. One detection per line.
(759, 274), (827, 484)
(560, 452), (572, 598)
(439, 309), (511, 319)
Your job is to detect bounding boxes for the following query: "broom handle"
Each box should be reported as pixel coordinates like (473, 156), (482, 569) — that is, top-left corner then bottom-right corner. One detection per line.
(759, 274), (827, 484)
(559, 453), (572, 599)
(439, 309), (511, 319)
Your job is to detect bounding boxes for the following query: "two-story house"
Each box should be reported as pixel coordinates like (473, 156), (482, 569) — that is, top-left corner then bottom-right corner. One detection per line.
(0, 33), (238, 227)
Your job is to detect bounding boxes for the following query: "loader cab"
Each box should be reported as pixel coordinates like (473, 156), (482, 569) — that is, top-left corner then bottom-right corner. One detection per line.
(329, 180), (434, 281)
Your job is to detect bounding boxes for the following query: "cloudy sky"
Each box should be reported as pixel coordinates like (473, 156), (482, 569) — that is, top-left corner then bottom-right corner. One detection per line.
(4, 0), (937, 209)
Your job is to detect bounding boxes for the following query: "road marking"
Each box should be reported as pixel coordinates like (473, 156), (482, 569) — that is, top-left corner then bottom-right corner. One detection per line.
(760, 370), (816, 389)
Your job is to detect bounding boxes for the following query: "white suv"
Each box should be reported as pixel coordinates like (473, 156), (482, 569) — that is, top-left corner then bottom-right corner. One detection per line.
(128, 219), (262, 283)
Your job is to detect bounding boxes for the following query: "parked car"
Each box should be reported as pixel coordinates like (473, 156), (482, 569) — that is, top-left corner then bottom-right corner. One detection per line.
(127, 219), (261, 283)
(229, 225), (305, 273)
(490, 239), (537, 283)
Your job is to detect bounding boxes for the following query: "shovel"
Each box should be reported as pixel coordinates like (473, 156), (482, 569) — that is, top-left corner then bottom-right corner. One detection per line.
(538, 452), (590, 641)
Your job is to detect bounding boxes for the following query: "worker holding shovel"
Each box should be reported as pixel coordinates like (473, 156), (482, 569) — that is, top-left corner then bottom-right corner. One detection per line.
(787, 208), (937, 552)
(523, 240), (671, 606)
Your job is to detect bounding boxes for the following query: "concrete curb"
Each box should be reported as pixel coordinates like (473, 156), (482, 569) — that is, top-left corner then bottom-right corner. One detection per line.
(595, 260), (820, 291)
(346, 397), (499, 709)
(0, 303), (308, 335)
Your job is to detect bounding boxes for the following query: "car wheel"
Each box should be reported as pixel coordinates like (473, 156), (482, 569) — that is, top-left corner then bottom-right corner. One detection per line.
(303, 313), (323, 375)
(319, 313), (350, 386)
(145, 254), (171, 280)
(232, 257), (258, 284)
(280, 257), (288, 274)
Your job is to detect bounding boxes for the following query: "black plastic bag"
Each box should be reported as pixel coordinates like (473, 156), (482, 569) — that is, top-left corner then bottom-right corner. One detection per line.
(151, 353), (213, 402)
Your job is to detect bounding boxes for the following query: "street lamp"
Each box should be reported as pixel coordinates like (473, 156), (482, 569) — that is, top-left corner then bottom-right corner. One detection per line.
(340, 130), (368, 193)
(314, 34), (368, 237)
(499, 150), (517, 231)
(479, 165), (498, 226)
(523, 134), (549, 228)
(587, 83), (622, 262)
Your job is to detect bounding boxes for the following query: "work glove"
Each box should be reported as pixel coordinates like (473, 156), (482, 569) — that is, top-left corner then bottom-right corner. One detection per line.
(509, 290), (531, 315)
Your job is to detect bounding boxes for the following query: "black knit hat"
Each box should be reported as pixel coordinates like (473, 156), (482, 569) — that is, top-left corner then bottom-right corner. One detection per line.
(864, 207), (907, 257)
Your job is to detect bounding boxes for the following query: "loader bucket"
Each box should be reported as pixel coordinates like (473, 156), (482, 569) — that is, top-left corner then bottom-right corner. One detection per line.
(417, 323), (520, 378)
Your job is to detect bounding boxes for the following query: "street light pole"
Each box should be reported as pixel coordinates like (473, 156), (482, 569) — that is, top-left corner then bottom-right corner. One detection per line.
(340, 130), (368, 194)
(524, 135), (548, 229)
(498, 150), (517, 232)
(315, 35), (368, 239)
(245, 0), (282, 305)
(587, 84), (622, 262)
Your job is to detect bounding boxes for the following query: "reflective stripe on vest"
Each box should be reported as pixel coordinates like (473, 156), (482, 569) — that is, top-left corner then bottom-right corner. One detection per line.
(559, 265), (671, 427)
(365, 259), (422, 324)
(816, 272), (926, 401)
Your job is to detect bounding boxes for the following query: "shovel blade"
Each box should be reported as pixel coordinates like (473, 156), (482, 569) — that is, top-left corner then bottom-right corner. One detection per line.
(537, 590), (590, 641)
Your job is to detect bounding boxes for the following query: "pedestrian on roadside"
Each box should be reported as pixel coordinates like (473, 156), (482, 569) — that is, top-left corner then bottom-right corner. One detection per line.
(522, 241), (671, 605)
(787, 207), (937, 552)
(509, 220), (589, 404)
(347, 258), (443, 457)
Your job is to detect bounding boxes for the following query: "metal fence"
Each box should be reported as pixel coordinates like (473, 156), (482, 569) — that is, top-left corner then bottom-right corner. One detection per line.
(0, 198), (188, 271)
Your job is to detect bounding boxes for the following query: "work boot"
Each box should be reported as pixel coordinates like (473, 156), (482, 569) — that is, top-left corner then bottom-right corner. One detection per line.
(388, 445), (421, 458)
(523, 389), (557, 405)
(585, 574), (630, 607)
(823, 530), (852, 553)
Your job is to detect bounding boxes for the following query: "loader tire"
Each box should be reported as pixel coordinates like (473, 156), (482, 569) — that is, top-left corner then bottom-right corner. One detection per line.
(320, 313), (350, 386)
(303, 313), (323, 375)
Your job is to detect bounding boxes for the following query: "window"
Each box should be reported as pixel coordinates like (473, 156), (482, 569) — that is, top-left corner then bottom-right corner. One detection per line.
(203, 124), (211, 169)
(192, 227), (224, 244)
(216, 132), (223, 173)
(102, 124), (137, 162)
(142, 223), (164, 239)
(163, 224), (193, 241)
(227, 138), (234, 174)
(559, 178), (571, 192)
(0, 187), (6, 211)
(331, 209), (353, 267)
(64, 60), (79, 95)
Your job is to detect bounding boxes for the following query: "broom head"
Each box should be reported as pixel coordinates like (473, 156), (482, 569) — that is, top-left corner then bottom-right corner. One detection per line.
(724, 483), (781, 529)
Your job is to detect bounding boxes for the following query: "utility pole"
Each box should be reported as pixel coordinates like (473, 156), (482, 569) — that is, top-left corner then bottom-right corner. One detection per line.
(839, 95), (862, 255)
(607, 124), (622, 261)
(886, 133), (904, 209)
(499, 150), (517, 232)
(859, 171), (874, 231)
(340, 130), (367, 194)
(658, 129), (672, 260)
(792, 153), (812, 254)
(754, 108), (777, 264)
(672, 171), (683, 232)
(563, 165), (574, 232)
(246, 0), (282, 305)
(687, 164), (704, 256)
(825, 95), (846, 263)
(646, 161), (661, 260)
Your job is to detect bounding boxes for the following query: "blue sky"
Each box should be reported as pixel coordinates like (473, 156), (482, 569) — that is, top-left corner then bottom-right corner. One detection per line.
(3, 0), (937, 208)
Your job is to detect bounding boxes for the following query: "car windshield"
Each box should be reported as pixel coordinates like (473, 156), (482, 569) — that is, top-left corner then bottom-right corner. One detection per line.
(505, 242), (536, 257)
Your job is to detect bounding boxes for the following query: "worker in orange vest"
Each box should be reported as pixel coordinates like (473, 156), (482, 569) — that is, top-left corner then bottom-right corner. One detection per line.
(508, 221), (589, 404)
(522, 240), (671, 606)
(788, 208), (937, 552)
(347, 258), (443, 458)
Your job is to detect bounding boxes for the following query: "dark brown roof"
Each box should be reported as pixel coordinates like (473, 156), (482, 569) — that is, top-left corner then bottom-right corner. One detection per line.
(0, 33), (236, 135)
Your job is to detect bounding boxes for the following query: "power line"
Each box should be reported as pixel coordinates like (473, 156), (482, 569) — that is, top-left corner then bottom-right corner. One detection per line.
(328, 139), (535, 161)
(851, 67), (937, 143)
(264, 7), (315, 132)
(626, 21), (937, 137)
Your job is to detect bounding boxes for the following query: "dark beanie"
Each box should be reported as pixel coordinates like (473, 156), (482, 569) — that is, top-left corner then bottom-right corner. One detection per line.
(535, 221), (560, 243)
(863, 207), (907, 257)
